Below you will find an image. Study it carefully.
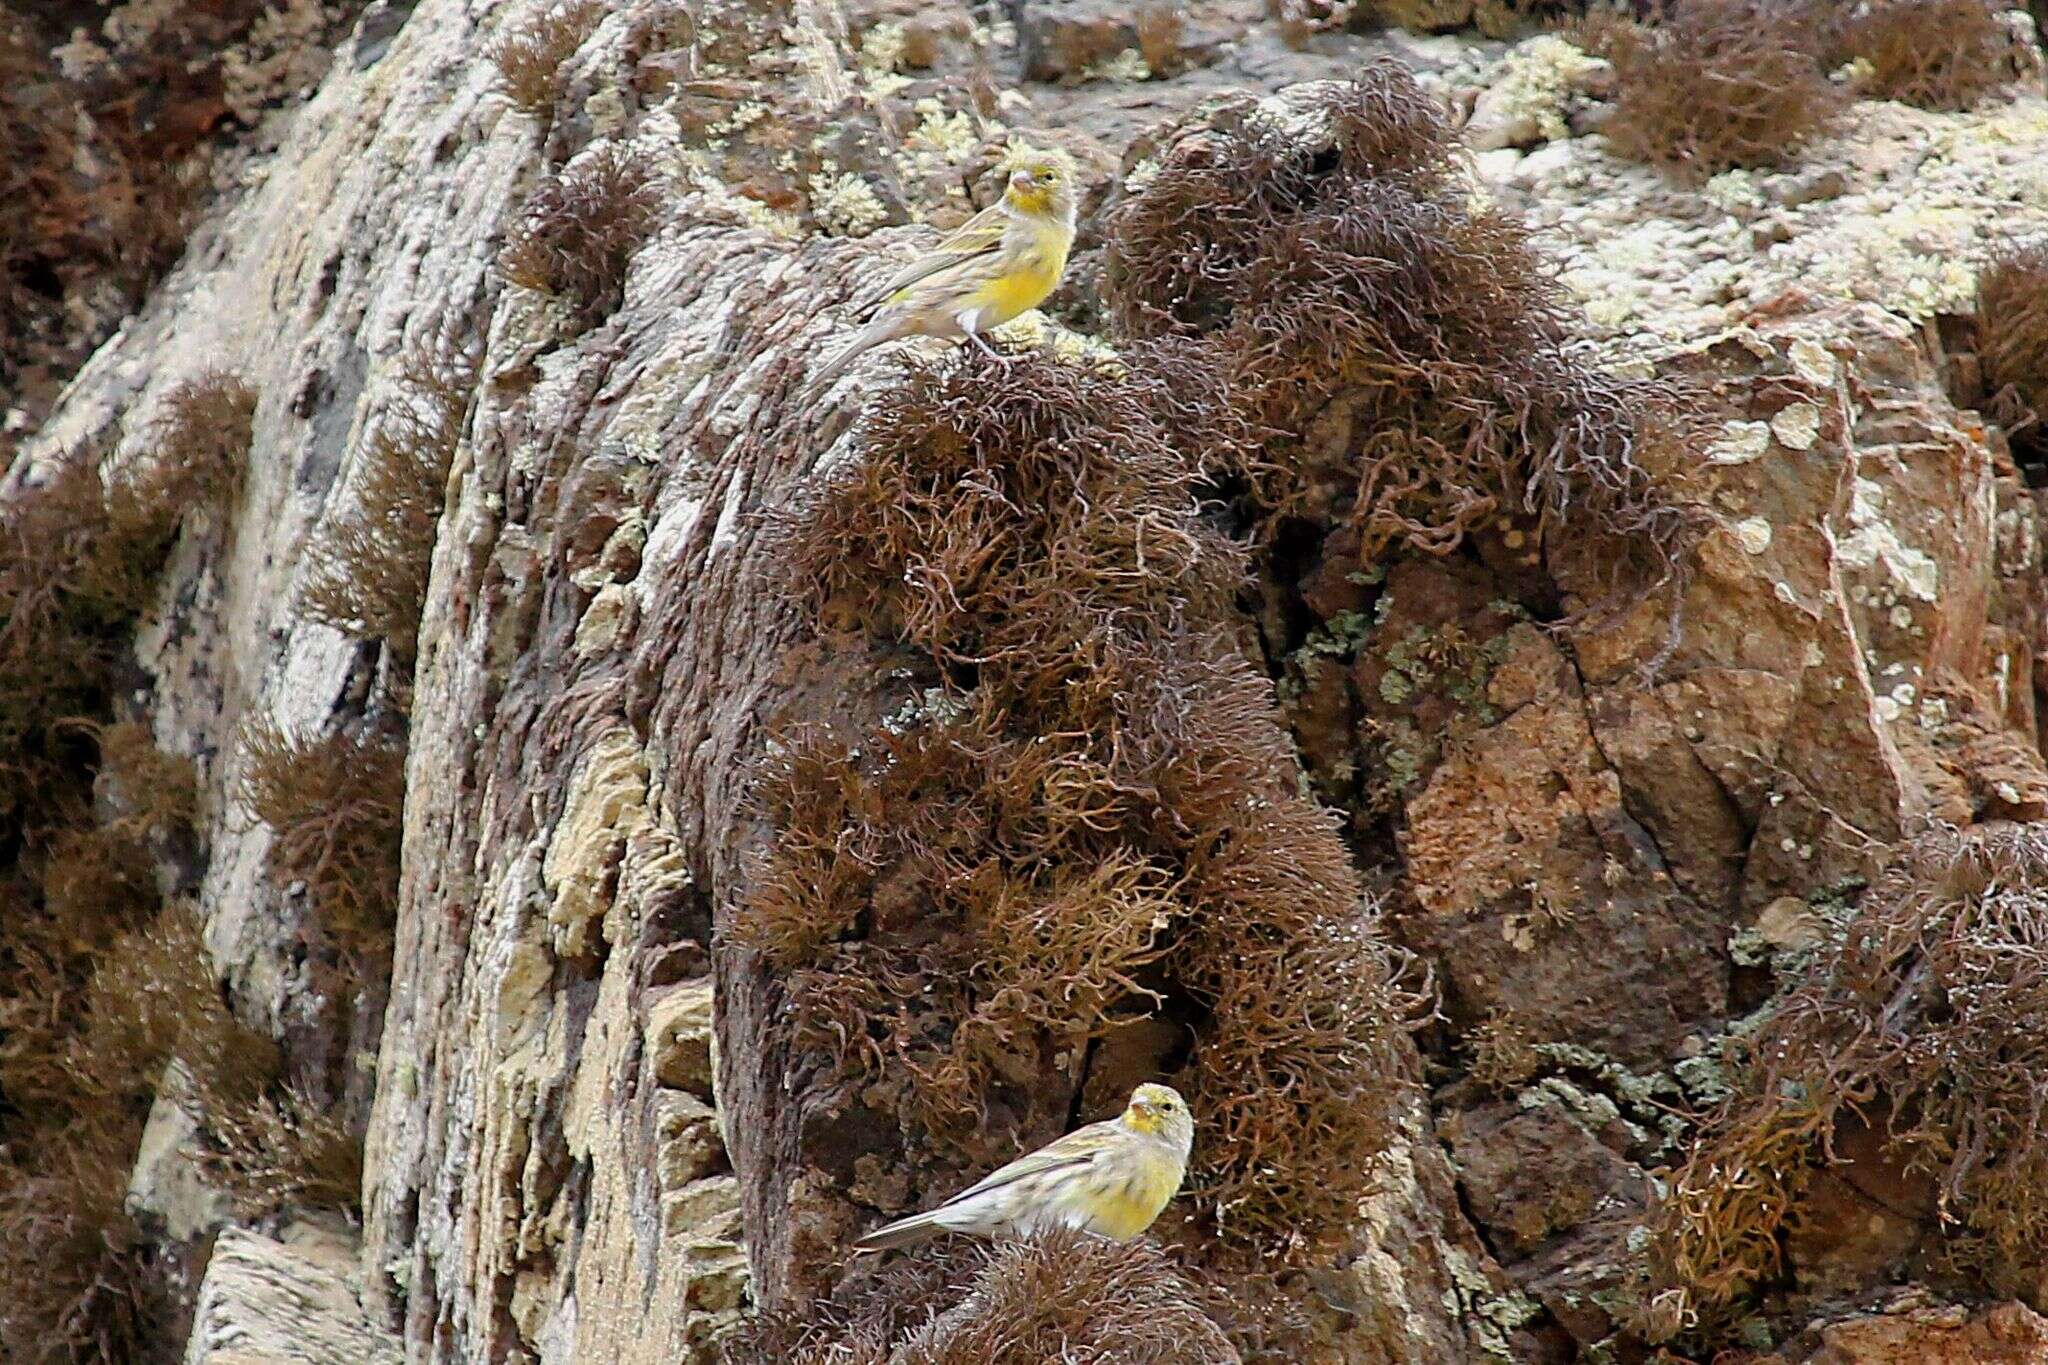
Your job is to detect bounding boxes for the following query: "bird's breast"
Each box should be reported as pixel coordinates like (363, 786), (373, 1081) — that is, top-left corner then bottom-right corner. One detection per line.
(1073, 1155), (1182, 1239)
(970, 233), (1072, 327)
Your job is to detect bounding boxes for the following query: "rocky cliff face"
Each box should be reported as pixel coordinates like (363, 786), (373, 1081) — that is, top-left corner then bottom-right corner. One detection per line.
(7, 1), (2048, 1362)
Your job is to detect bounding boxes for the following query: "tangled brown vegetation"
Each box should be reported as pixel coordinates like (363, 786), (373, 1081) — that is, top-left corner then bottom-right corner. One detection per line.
(0, 726), (355, 1353)
(1100, 67), (1705, 604)
(1830, 0), (2031, 111)
(727, 1232), (1239, 1363)
(1975, 239), (2048, 470)
(1572, 1), (1844, 179)
(0, 15), (193, 433)
(0, 735), (194, 1363)
(499, 141), (667, 322)
(236, 714), (408, 949)
(747, 338), (1417, 1268)
(1652, 824), (2048, 1333)
(493, 0), (606, 115)
(897, 1233), (1239, 1363)
(1268, 0), (1585, 43)
(1, 417), (248, 817)
(299, 350), (471, 664)
(142, 372), (258, 528)
(0, 1129), (160, 1365)
(0, 4), (357, 451)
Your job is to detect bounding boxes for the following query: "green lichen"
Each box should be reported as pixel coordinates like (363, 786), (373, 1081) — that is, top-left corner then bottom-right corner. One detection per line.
(1443, 1247), (1543, 1359)
(1525, 1043), (1690, 1154)
(1728, 925), (1773, 968)
(1367, 717), (1426, 807)
(1520, 1076), (1627, 1132)
(1808, 875), (1868, 925)
(1674, 1053), (1734, 1108)
(1299, 609), (1374, 661)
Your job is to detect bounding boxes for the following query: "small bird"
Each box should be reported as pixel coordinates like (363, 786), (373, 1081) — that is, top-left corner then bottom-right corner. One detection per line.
(808, 146), (1079, 396)
(851, 1083), (1194, 1252)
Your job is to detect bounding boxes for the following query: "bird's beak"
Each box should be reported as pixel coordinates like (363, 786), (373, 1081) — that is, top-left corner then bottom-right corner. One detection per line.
(1010, 169), (1037, 192)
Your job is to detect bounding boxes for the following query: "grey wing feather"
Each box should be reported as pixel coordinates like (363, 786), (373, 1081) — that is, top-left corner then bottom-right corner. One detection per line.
(849, 1147), (1098, 1252)
(936, 1149), (1095, 1209)
(846, 205), (1010, 317)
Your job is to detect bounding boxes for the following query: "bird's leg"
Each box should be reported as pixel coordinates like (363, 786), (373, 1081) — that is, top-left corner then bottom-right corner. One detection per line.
(963, 329), (1012, 367)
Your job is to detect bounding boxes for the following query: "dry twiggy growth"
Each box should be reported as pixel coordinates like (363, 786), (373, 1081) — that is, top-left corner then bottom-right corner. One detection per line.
(493, 0), (605, 115)
(236, 715), (407, 944)
(1652, 825), (2048, 1331)
(1573, 1), (1844, 178)
(499, 141), (666, 322)
(298, 350), (470, 660)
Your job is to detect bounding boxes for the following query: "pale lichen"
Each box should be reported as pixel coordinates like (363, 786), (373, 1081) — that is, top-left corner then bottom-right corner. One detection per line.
(1708, 420), (1771, 466)
(1082, 48), (1151, 85)
(1836, 477), (1939, 601)
(1769, 401), (1821, 450)
(807, 170), (888, 237)
(1479, 35), (1610, 145)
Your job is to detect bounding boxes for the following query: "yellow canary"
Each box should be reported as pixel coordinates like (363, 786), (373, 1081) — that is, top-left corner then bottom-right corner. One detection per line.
(809, 146), (1079, 395)
(851, 1083), (1193, 1252)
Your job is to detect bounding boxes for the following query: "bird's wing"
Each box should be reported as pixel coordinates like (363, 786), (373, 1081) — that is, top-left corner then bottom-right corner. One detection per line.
(931, 1120), (1109, 1210)
(855, 202), (1011, 312)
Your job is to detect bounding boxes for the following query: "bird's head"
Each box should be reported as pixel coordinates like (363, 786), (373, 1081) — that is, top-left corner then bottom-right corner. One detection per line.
(1121, 1083), (1194, 1155)
(1000, 146), (1079, 225)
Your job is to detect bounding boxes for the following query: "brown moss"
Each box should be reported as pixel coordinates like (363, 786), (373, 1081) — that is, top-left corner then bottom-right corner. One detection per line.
(722, 1242), (981, 1362)
(86, 905), (358, 1219)
(493, 0), (605, 116)
(725, 1234), (1236, 1363)
(1832, 0), (2029, 111)
(1102, 67), (1706, 606)
(71, 905), (273, 1105)
(93, 721), (201, 840)
(749, 344), (1417, 1263)
(1134, 7), (1189, 78)
(499, 141), (667, 323)
(235, 714), (407, 945)
(297, 350), (470, 661)
(1267, 0), (1358, 46)
(1975, 239), (2048, 468)
(0, 1124), (160, 1365)
(1652, 825), (2048, 1332)
(0, 453), (161, 796)
(1573, 1), (1844, 179)
(896, 1233), (1239, 1363)
(0, 726), (213, 1134)
(193, 1085), (364, 1220)
(141, 370), (257, 522)
(0, 15), (193, 443)
(37, 825), (161, 943)
(1467, 1008), (1542, 1092)
(0, 824), (164, 1119)
(1, 392), (249, 822)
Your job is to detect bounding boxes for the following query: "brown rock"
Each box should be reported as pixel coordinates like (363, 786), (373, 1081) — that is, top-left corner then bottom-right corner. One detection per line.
(1442, 1097), (1642, 1258)
(1011, 0), (1245, 84)
(1400, 628), (1727, 1062)
(1782, 1302), (2048, 1364)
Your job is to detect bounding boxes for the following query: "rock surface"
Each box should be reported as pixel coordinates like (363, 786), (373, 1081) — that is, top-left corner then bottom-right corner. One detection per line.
(185, 1224), (400, 1365)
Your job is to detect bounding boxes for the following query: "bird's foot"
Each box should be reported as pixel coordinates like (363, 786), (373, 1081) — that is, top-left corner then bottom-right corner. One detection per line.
(964, 332), (1012, 367)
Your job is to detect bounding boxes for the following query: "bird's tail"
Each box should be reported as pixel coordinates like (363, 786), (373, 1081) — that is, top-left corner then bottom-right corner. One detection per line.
(850, 1209), (946, 1253)
(806, 316), (899, 401)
